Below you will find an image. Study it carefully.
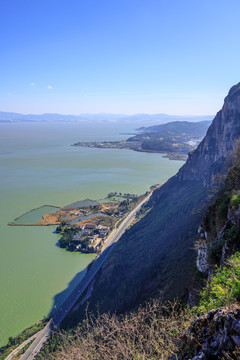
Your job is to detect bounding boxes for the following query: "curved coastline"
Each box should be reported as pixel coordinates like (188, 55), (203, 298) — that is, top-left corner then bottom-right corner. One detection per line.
(8, 205), (60, 226)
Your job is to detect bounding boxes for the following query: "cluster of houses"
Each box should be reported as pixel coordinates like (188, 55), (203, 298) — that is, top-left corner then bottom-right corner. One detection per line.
(72, 224), (110, 252)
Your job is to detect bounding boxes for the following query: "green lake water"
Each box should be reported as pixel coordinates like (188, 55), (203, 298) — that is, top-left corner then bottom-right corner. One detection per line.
(0, 121), (184, 346)
(14, 205), (60, 224)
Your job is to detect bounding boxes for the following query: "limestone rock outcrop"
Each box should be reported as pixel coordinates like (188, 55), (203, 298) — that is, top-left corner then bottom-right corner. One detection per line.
(173, 305), (240, 360)
(177, 82), (240, 186)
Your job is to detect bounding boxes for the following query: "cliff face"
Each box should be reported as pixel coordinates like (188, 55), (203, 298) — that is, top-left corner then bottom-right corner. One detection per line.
(196, 161), (240, 277)
(174, 305), (240, 360)
(177, 82), (240, 186)
(69, 83), (240, 320)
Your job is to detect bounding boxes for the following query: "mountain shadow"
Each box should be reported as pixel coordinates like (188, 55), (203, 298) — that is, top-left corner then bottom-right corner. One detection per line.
(76, 82), (240, 316)
(48, 268), (88, 318)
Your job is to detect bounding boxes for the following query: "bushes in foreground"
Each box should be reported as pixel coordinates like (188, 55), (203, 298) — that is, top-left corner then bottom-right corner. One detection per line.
(40, 301), (193, 360)
(39, 252), (240, 360)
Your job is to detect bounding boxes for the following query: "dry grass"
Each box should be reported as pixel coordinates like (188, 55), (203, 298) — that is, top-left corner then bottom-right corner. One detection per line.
(49, 300), (194, 360)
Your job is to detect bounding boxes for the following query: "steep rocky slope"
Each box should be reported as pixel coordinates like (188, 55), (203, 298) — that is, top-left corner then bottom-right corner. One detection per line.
(196, 159), (240, 277)
(66, 83), (240, 323)
(178, 83), (240, 186)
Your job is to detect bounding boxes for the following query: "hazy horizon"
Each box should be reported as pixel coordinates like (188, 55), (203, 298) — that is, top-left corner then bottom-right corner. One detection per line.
(0, 110), (214, 117)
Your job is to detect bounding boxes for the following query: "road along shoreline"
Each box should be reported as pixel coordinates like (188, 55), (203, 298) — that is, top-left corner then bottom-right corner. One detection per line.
(18, 191), (152, 360)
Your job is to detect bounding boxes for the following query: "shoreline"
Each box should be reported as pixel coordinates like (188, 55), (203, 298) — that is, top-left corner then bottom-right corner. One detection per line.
(72, 142), (188, 161)
(9, 204), (60, 226)
(7, 192), (150, 255)
(2, 191), (153, 359)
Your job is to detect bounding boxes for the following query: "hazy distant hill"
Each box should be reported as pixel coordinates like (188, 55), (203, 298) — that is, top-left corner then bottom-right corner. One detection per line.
(127, 120), (212, 155)
(0, 111), (213, 125)
(136, 120), (212, 136)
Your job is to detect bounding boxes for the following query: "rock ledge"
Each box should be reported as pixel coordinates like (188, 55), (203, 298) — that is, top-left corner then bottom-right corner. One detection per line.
(172, 305), (240, 360)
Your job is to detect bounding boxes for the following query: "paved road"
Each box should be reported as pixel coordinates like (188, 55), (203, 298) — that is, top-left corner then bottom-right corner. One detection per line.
(20, 193), (151, 360)
(5, 332), (40, 360)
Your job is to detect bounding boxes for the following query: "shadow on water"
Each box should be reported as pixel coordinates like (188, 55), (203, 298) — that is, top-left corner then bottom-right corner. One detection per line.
(47, 244), (116, 323)
(55, 239), (60, 247)
(47, 266), (88, 318)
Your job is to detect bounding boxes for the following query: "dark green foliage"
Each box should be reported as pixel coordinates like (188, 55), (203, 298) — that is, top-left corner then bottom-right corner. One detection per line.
(56, 220), (69, 233)
(201, 160), (240, 267)
(227, 225), (237, 238)
(218, 194), (230, 219)
(209, 238), (226, 264)
(59, 227), (81, 249)
(209, 215), (217, 236)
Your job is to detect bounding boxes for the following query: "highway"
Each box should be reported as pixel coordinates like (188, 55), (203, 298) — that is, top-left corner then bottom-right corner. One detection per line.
(19, 192), (151, 360)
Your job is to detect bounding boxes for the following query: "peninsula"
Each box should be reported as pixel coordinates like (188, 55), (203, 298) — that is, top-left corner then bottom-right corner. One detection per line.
(49, 192), (151, 253)
(73, 120), (211, 160)
(9, 190), (156, 254)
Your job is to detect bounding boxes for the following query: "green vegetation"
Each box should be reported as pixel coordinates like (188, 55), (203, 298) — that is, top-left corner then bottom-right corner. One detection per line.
(56, 220), (69, 233)
(199, 252), (240, 312)
(231, 192), (240, 208)
(201, 159), (240, 267)
(0, 318), (48, 360)
(58, 226), (100, 253)
(37, 251), (240, 360)
(59, 226), (81, 250)
(227, 224), (237, 238)
(106, 192), (138, 202)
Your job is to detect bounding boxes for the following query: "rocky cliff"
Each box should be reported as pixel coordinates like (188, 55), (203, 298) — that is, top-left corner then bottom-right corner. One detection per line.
(196, 160), (240, 277)
(174, 305), (240, 360)
(177, 82), (240, 186)
(66, 83), (240, 323)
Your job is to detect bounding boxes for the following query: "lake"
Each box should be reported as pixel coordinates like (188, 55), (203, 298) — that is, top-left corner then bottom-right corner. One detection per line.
(0, 121), (184, 346)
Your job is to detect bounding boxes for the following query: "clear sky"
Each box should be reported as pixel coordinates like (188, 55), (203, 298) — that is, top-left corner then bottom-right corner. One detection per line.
(1, 0), (240, 115)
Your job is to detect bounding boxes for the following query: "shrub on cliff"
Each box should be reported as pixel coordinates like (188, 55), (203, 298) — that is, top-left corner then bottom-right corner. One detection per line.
(199, 252), (240, 312)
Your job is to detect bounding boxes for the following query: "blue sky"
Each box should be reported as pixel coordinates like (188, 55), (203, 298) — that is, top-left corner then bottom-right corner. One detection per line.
(1, 0), (240, 115)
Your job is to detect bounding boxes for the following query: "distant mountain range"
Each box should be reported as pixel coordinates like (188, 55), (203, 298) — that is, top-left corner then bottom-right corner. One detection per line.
(0, 111), (213, 125)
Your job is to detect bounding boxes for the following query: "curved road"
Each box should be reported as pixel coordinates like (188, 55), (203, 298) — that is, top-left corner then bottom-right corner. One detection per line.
(5, 332), (40, 360)
(20, 192), (151, 360)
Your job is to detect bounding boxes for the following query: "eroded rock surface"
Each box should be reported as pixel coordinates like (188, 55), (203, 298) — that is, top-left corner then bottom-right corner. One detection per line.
(173, 305), (240, 360)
